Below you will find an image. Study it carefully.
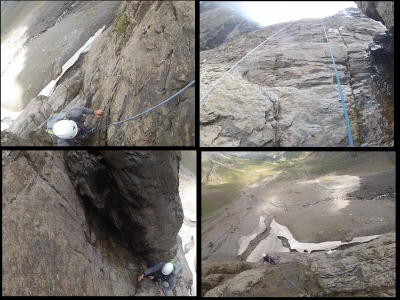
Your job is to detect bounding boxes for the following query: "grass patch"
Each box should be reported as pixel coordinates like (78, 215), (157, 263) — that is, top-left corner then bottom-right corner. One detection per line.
(306, 152), (384, 174)
(115, 14), (127, 37)
(201, 159), (290, 219)
(202, 182), (244, 220)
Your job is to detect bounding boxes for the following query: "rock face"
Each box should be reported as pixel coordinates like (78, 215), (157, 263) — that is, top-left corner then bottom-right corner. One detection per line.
(2, 1), (195, 146)
(2, 150), (191, 296)
(200, 2), (262, 51)
(201, 261), (254, 296)
(354, 1), (394, 33)
(201, 232), (395, 297)
(200, 8), (393, 147)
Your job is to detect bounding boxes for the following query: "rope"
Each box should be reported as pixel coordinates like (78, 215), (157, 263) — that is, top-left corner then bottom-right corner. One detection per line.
(86, 80), (195, 134)
(200, 21), (296, 104)
(278, 269), (310, 297)
(320, 18), (354, 147)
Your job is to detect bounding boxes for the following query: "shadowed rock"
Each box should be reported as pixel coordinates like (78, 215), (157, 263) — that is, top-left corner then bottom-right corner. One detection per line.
(2, 150), (191, 296)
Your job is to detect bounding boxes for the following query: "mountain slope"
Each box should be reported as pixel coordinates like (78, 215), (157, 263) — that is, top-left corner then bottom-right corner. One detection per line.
(202, 151), (395, 257)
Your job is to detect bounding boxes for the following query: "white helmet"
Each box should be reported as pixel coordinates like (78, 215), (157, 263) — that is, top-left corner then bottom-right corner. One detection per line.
(263, 253), (267, 257)
(161, 262), (174, 275)
(53, 120), (78, 139)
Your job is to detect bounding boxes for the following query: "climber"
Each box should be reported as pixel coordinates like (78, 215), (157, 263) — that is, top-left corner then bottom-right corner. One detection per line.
(262, 253), (277, 265)
(137, 260), (178, 295)
(48, 107), (103, 146)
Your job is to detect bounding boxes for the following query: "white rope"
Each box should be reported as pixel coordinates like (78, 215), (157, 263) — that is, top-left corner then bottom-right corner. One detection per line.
(200, 20), (296, 104)
(278, 270), (310, 297)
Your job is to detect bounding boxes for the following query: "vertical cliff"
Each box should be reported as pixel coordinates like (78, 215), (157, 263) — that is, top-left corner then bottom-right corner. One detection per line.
(200, 6), (393, 147)
(2, 150), (192, 296)
(2, 1), (195, 146)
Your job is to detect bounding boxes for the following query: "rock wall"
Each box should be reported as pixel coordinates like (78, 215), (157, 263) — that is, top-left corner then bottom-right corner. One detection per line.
(200, 2), (261, 51)
(201, 232), (395, 297)
(82, 1), (195, 146)
(2, 1), (195, 146)
(2, 150), (191, 296)
(200, 8), (393, 147)
(354, 1), (394, 33)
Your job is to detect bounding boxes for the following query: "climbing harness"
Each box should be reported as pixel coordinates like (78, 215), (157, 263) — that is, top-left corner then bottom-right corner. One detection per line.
(200, 21), (296, 104)
(85, 80), (195, 135)
(278, 269), (310, 297)
(320, 18), (354, 147)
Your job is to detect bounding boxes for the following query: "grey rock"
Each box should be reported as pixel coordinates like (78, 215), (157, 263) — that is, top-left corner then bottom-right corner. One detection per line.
(2, 150), (190, 296)
(200, 2), (261, 51)
(354, 1), (394, 33)
(201, 232), (395, 297)
(200, 8), (393, 147)
(64, 150), (183, 260)
(82, 1), (195, 146)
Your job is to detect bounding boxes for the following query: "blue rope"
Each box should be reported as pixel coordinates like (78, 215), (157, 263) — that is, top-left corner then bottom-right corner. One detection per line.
(200, 21), (296, 104)
(86, 80), (195, 135)
(320, 19), (354, 147)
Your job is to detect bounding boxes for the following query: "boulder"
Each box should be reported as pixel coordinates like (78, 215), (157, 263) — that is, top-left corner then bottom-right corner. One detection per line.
(341, 234), (354, 243)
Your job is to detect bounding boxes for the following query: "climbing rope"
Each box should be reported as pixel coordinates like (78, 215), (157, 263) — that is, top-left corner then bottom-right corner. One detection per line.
(85, 80), (195, 135)
(200, 21), (296, 104)
(278, 269), (310, 297)
(320, 18), (354, 147)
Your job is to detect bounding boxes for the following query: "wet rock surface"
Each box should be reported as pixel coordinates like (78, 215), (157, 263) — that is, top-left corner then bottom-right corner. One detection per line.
(2, 150), (191, 296)
(201, 232), (395, 297)
(200, 8), (393, 147)
(64, 151), (183, 260)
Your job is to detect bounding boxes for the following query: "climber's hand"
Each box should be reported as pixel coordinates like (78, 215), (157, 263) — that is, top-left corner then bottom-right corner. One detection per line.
(158, 288), (164, 295)
(93, 109), (103, 118)
(137, 273), (144, 282)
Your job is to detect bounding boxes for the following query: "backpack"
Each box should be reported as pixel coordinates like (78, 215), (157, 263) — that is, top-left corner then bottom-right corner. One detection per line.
(169, 258), (181, 276)
(46, 110), (71, 138)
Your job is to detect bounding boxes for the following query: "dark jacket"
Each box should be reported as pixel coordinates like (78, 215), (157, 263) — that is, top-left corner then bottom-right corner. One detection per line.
(262, 255), (276, 265)
(143, 262), (177, 293)
(57, 107), (93, 146)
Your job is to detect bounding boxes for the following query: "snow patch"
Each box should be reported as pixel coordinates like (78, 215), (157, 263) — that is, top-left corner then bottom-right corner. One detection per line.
(39, 25), (105, 97)
(246, 218), (380, 262)
(238, 216), (266, 256)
